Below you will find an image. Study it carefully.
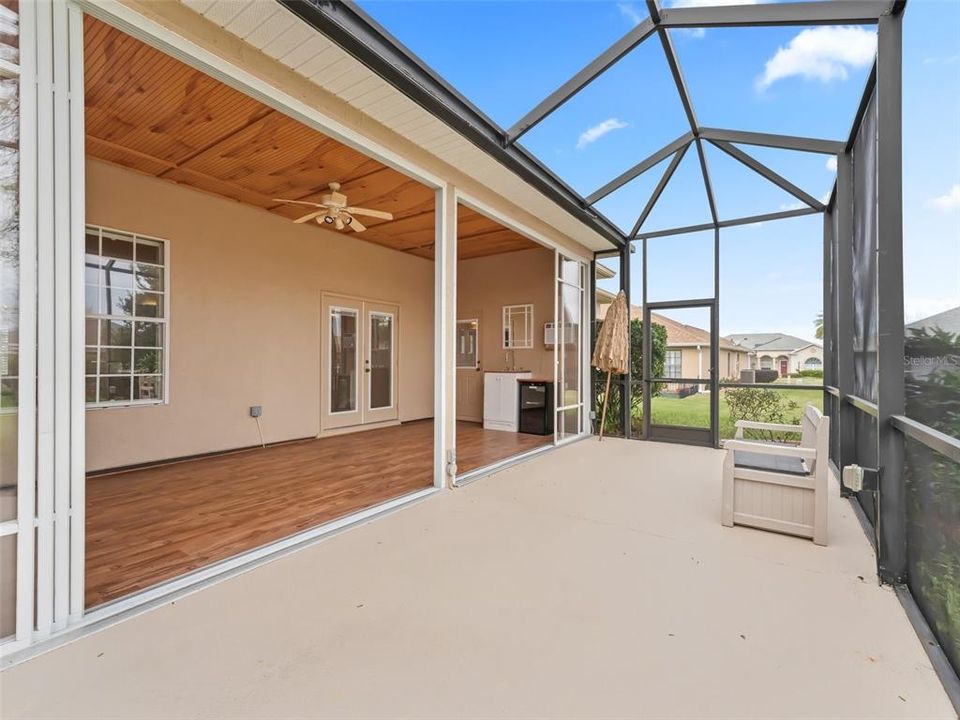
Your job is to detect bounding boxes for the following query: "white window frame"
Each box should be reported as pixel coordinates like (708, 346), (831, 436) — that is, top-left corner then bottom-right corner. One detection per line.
(84, 225), (170, 409)
(502, 303), (534, 350)
(665, 350), (682, 379)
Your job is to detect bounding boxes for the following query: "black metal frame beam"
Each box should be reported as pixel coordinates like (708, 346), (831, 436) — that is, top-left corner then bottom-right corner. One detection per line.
(630, 144), (689, 237)
(659, 1), (894, 29)
(585, 132), (694, 205)
(505, 17), (656, 144)
(708, 139), (825, 210)
(647, 0), (719, 227)
(699, 127), (845, 155)
(835, 153), (856, 481)
(634, 207), (820, 239)
(875, 10), (906, 584)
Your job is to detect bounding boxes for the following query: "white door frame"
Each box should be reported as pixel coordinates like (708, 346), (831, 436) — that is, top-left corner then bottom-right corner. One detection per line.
(451, 191), (593, 481)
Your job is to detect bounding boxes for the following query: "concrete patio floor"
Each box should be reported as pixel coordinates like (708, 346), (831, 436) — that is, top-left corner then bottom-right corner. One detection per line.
(1, 438), (954, 719)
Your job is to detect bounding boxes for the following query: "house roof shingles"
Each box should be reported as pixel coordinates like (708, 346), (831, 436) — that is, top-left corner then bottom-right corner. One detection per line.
(725, 333), (819, 353)
(595, 294), (746, 353)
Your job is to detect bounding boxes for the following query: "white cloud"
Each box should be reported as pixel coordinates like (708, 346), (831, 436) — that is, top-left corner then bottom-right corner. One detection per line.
(929, 183), (960, 211)
(779, 201), (807, 212)
(617, 2), (643, 26)
(826, 156), (838, 172)
(756, 26), (876, 91)
(577, 118), (628, 150)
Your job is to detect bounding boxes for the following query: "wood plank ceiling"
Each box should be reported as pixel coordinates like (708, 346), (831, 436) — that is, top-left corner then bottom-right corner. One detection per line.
(83, 16), (538, 261)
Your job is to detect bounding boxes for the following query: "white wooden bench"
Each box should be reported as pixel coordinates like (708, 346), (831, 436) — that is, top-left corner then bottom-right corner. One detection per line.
(721, 404), (830, 545)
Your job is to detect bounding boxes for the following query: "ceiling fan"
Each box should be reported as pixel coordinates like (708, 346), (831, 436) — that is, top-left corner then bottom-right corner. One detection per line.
(273, 183), (394, 232)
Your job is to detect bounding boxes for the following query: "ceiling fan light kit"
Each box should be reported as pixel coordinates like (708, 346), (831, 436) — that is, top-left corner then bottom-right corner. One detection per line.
(273, 182), (394, 233)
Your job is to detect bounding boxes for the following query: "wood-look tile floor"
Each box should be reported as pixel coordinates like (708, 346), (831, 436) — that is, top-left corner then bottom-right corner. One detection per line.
(86, 420), (551, 607)
(455, 422), (552, 474)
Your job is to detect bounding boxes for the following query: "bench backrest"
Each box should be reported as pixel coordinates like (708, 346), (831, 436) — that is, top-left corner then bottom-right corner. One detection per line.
(800, 404), (829, 474)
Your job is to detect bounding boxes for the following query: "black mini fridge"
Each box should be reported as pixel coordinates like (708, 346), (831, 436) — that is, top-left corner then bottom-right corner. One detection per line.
(518, 380), (554, 435)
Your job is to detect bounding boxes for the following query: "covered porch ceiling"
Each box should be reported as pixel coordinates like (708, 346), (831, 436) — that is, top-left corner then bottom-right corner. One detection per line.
(83, 16), (540, 261)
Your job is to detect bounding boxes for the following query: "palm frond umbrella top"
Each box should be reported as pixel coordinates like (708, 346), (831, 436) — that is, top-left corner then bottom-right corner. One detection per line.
(593, 290), (629, 374)
(592, 290), (629, 439)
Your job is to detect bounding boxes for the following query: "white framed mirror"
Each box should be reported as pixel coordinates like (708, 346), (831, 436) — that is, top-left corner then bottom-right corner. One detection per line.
(502, 304), (534, 349)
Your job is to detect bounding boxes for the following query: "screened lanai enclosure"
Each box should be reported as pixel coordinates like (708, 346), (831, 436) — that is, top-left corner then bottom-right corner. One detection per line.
(364, 0), (957, 699)
(1, 0), (958, 706)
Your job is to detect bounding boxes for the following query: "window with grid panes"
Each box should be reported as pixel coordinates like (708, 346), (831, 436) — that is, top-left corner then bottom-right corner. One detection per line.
(85, 226), (167, 406)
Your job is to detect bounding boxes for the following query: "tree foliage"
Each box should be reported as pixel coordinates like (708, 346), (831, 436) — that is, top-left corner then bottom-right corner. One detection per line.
(903, 325), (960, 671)
(594, 318), (666, 436)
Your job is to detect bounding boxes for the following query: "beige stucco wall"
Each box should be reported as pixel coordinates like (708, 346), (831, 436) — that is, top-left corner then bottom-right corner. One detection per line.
(677, 346), (708, 381)
(85, 160), (434, 472)
(674, 346), (746, 382)
(457, 246), (555, 378)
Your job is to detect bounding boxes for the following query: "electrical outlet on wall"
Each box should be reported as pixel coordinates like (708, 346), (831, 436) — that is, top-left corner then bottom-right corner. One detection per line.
(249, 405), (262, 418)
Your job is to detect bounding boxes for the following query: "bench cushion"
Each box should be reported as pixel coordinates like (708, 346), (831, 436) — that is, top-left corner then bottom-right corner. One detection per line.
(734, 451), (809, 476)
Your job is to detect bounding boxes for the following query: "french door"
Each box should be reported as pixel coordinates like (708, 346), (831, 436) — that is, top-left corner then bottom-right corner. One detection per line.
(321, 294), (399, 431)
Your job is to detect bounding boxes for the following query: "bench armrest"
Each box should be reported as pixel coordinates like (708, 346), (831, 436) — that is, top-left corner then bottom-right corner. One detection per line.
(724, 439), (817, 461)
(734, 420), (802, 433)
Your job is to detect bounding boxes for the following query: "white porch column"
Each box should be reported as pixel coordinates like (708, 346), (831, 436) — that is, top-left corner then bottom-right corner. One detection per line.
(434, 184), (457, 488)
(31, 0), (86, 637)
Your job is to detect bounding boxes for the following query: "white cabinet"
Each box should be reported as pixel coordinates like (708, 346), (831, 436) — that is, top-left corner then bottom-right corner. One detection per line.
(483, 372), (532, 432)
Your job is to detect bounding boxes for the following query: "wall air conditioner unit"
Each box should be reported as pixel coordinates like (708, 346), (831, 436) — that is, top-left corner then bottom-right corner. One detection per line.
(544, 322), (556, 348)
(544, 322), (578, 348)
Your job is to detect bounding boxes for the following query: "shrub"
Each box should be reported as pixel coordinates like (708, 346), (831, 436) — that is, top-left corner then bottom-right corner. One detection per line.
(754, 369), (779, 383)
(724, 386), (800, 442)
(797, 369), (824, 378)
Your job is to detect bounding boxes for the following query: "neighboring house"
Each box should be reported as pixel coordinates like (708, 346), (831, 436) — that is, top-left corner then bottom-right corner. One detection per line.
(595, 288), (750, 387)
(726, 333), (824, 376)
(906, 306), (960, 336)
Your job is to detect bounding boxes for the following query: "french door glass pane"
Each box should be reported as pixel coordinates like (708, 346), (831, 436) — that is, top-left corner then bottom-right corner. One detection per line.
(330, 308), (358, 413)
(561, 282), (581, 399)
(456, 320), (478, 368)
(369, 313), (392, 410)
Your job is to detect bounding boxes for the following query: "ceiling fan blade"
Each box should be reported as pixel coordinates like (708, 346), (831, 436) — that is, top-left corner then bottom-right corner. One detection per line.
(273, 198), (324, 207)
(348, 217), (366, 232)
(344, 206), (393, 221)
(293, 210), (327, 224)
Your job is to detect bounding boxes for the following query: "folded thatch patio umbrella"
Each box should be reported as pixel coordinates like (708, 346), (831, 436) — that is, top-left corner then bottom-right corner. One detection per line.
(591, 290), (630, 441)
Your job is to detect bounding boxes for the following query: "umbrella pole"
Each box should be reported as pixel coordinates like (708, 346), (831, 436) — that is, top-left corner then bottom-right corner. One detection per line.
(598, 371), (613, 441)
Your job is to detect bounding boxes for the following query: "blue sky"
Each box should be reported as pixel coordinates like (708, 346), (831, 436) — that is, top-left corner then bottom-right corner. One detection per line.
(360, 0), (960, 342)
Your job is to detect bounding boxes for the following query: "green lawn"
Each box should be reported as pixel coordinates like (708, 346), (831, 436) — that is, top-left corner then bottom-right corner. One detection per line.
(645, 383), (824, 438)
